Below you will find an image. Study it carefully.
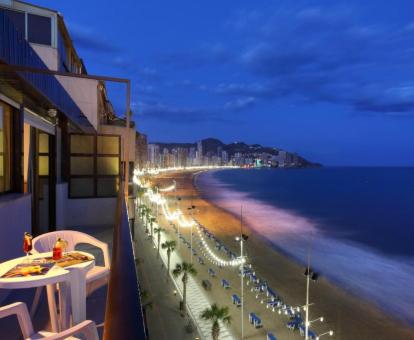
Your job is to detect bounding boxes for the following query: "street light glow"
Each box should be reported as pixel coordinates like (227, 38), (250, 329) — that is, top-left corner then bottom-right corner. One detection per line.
(135, 175), (246, 267)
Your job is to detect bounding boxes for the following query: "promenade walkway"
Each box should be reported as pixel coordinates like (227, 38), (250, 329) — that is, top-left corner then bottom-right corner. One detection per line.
(133, 218), (201, 340)
(150, 219), (234, 340)
(139, 197), (304, 340)
(134, 212), (234, 340)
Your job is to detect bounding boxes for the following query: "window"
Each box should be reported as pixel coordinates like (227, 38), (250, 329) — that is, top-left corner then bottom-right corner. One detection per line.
(1, 9), (53, 46)
(0, 102), (12, 193)
(3, 9), (25, 35)
(28, 13), (51, 45)
(69, 134), (120, 198)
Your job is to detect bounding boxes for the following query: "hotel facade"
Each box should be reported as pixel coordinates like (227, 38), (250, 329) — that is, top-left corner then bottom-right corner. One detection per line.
(0, 0), (145, 337)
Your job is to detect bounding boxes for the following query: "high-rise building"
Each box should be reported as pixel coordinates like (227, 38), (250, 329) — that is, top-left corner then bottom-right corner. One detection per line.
(188, 147), (196, 165)
(221, 150), (228, 164)
(135, 132), (148, 169)
(197, 140), (203, 165)
(148, 144), (160, 167)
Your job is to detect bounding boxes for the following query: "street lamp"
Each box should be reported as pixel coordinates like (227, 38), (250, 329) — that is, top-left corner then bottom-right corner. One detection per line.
(188, 204), (196, 264)
(155, 186), (159, 222)
(304, 266), (319, 340)
(316, 330), (334, 339)
(235, 233), (248, 340)
(176, 197), (182, 250)
(307, 316), (324, 327)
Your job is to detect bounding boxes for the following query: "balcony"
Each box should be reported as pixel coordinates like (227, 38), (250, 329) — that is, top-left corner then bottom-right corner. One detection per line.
(0, 189), (147, 339)
(0, 11), (94, 132)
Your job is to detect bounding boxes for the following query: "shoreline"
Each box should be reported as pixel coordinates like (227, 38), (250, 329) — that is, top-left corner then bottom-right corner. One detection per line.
(154, 169), (414, 340)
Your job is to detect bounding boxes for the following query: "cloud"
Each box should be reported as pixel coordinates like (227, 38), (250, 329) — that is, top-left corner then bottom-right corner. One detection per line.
(215, 82), (273, 98)
(222, 5), (414, 116)
(156, 43), (233, 69)
(110, 57), (161, 80)
(352, 85), (414, 115)
(68, 22), (120, 53)
(224, 97), (256, 111)
(135, 101), (232, 124)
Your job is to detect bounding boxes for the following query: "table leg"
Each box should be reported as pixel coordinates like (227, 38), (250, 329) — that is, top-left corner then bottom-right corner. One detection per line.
(69, 268), (87, 324)
(46, 284), (59, 332)
(58, 281), (70, 330)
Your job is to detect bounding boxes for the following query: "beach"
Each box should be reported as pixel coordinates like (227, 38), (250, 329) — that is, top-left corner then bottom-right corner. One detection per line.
(153, 170), (414, 340)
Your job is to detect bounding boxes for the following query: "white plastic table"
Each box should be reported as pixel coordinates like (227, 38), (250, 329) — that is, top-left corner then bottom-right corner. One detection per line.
(0, 251), (94, 332)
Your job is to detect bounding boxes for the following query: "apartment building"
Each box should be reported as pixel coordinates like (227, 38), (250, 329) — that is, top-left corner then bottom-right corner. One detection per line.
(0, 0), (136, 261)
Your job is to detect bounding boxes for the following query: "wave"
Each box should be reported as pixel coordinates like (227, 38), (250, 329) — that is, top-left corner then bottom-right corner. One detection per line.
(195, 170), (414, 325)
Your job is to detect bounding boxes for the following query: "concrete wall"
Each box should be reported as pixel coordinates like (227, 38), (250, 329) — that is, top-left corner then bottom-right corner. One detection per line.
(57, 77), (99, 131)
(0, 193), (31, 303)
(30, 45), (99, 131)
(99, 125), (136, 162)
(0, 194), (31, 262)
(0, 194), (31, 304)
(56, 183), (116, 228)
(30, 44), (58, 71)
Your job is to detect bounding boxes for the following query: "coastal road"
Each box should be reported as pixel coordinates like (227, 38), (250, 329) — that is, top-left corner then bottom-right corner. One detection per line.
(133, 218), (200, 340)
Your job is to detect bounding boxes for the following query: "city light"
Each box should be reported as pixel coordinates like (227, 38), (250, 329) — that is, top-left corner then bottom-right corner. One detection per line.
(135, 173), (246, 267)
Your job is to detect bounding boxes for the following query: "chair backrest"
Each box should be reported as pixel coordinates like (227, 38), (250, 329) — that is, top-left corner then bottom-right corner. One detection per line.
(33, 230), (94, 253)
(32, 230), (110, 268)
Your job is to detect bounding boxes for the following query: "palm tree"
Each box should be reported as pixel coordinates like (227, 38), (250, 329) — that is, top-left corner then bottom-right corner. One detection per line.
(149, 217), (156, 237)
(200, 304), (232, 340)
(161, 240), (176, 280)
(137, 187), (146, 207)
(172, 262), (197, 313)
(142, 207), (152, 234)
(154, 227), (165, 258)
(139, 205), (150, 232)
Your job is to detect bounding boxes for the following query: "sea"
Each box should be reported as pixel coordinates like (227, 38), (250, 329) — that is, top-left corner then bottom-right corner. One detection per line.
(195, 167), (414, 324)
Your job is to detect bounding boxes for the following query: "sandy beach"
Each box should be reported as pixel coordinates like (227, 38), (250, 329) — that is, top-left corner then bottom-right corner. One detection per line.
(152, 170), (414, 340)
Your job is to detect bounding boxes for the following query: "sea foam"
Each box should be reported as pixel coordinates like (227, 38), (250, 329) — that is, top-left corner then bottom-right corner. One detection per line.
(196, 170), (414, 325)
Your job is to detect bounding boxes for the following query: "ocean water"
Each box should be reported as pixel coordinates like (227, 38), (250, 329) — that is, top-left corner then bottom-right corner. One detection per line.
(195, 167), (414, 324)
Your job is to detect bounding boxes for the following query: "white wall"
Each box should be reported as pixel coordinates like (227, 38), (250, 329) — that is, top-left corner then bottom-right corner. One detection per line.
(30, 44), (58, 71)
(57, 77), (99, 131)
(29, 46), (99, 131)
(0, 194), (31, 262)
(56, 183), (116, 228)
(0, 194), (31, 304)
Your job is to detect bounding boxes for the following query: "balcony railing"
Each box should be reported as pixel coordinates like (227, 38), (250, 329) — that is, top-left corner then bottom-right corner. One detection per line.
(103, 186), (147, 339)
(0, 11), (93, 131)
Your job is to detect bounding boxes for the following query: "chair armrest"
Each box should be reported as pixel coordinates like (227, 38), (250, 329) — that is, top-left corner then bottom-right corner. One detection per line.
(81, 235), (111, 270)
(0, 302), (34, 338)
(46, 320), (98, 340)
(101, 242), (111, 269)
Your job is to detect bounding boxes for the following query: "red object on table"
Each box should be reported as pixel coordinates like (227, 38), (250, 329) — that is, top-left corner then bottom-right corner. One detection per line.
(23, 233), (33, 254)
(52, 247), (62, 260)
(23, 239), (32, 253)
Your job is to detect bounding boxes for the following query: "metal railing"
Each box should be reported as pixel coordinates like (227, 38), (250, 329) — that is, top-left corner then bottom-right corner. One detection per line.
(0, 11), (93, 131)
(103, 187), (147, 339)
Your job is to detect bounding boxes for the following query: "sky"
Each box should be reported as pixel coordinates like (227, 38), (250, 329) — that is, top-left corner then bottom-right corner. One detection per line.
(36, 0), (414, 166)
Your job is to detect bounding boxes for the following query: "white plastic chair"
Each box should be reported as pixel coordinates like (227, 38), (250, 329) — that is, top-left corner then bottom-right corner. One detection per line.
(0, 302), (99, 340)
(31, 230), (110, 316)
